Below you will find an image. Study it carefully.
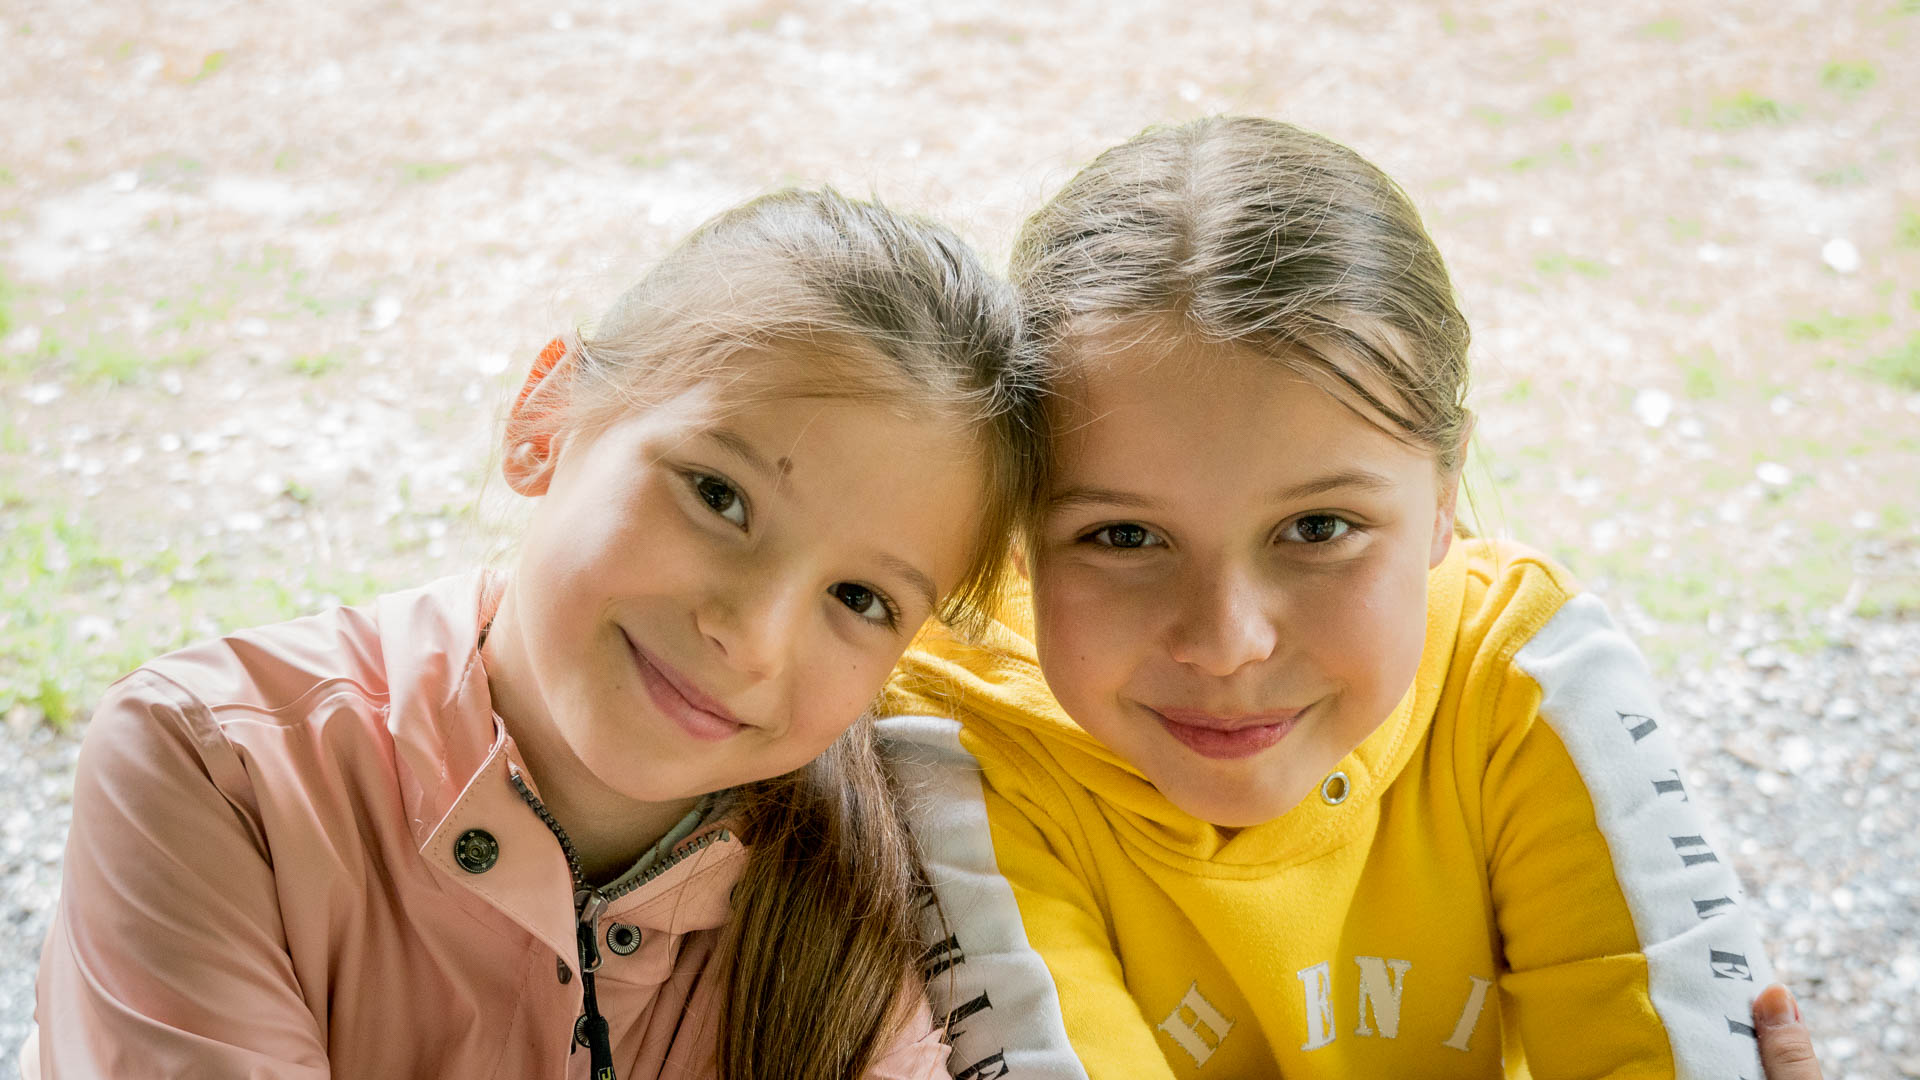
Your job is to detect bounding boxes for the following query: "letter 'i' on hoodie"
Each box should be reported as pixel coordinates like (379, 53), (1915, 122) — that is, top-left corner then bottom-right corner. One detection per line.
(879, 539), (1775, 1080)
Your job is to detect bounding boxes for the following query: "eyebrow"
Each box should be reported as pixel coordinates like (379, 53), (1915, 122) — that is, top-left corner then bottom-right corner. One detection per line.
(1268, 468), (1397, 502)
(1048, 469), (1398, 514)
(873, 551), (940, 616)
(704, 427), (791, 492)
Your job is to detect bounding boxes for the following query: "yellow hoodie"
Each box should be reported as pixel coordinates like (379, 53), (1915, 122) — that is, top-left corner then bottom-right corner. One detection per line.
(879, 540), (1772, 1080)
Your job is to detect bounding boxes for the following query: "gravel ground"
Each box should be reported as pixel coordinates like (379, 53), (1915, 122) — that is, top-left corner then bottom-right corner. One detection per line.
(3, 0), (1917, 1074)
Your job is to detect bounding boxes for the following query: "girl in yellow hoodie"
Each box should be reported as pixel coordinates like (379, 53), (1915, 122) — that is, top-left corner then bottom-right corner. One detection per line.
(881, 117), (1791, 1080)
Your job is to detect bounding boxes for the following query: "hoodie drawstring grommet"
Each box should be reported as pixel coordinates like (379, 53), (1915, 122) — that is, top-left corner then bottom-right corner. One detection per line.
(1321, 771), (1351, 805)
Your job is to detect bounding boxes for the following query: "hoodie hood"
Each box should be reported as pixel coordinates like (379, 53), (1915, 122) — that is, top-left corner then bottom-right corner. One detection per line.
(884, 541), (1469, 873)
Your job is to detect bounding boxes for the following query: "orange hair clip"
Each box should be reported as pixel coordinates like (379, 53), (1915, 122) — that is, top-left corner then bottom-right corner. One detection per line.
(510, 337), (569, 460)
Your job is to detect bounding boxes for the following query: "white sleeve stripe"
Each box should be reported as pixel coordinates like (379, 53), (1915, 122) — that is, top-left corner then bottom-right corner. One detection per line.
(1513, 594), (1775, 1079)
(879, 714), (1090, 1080)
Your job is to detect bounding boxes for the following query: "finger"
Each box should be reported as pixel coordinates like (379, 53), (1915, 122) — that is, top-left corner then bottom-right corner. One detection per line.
(1753, 984), (1823, 1080)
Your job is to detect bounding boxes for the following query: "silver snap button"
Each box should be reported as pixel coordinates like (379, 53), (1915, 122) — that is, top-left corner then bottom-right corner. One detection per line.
(1320, 771), (1351, 805)
(606, 922), (641, 956)
(453, 828), (499, 873)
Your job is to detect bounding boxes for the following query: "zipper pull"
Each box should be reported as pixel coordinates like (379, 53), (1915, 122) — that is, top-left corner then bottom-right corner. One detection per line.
(575, 889), (607, 971)
(573, 889), (615, 1079)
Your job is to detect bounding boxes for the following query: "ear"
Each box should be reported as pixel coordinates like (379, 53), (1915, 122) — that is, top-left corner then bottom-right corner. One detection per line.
(1429, 413), (1476, 569)
(502, 337), (570, 497)
(1011, 542), (1030, 581)
(1429, 473), (1460, 568)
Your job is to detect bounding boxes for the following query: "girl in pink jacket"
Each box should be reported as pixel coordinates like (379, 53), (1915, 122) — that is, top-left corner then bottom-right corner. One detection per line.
(28, 189), (1046, 1080)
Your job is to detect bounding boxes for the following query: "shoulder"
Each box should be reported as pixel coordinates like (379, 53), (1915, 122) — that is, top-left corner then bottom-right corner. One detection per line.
(132, 598), (391, 726)
(1454, 538), (1581, 638)
(76, 578), (464, 821)
(1429, 538), (1659, 758)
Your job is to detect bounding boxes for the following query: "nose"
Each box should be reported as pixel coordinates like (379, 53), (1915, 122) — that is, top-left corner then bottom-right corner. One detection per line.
(696, 567), (810, 680)
(1164, 560), (1278, 678)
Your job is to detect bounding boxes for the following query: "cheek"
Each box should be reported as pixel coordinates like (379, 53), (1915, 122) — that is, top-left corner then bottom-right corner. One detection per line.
(1030, 561), (1161, 711)
(796, 649), (894, 742)
(1299, 555), (1429, 703)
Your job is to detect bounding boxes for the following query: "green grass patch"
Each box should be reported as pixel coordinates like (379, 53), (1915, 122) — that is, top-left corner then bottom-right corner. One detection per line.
(1535, 91), (1574, 116)
(1898, 208), (1920, 249)
(1786, 310), (1887, 343)
(290, 351), (341, 377)
(1638, 569), (1719, 625)
(1637, 17), (1684, 39)
(1814, 164), (1866, 187)
(1534, 252), (1611, 278)
(1865, 332), (1920, 389)
(399, 161), (464, 184)
(1856, 579), (1920, 618)
(0, 509), (135, 725)
(1469, 105), (1507, 128)
(1709, 90), (1793, 129)
(1680, 350), (1724, 398)
(68, 336), (146, 384)
(192, 49), (229, 83)
(1820, 60), (1877, 94)
(155, 286), (238, 332)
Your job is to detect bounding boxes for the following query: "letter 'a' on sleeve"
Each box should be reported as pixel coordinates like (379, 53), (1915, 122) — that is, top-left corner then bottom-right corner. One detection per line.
(1506, 594), (1775, 1079)
(879, 715), (1094, 1080)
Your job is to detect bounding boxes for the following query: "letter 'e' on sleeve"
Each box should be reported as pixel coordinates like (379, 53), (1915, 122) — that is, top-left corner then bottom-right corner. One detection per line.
(1497, 594), (1774, 1080)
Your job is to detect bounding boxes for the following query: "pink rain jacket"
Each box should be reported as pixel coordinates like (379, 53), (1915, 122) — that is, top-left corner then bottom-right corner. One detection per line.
(26, 574), (948, 1078)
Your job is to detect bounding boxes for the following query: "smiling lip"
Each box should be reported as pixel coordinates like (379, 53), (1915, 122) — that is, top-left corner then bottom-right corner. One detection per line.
(622, 631), (747, 742)
(1152, 707), (1304, 760)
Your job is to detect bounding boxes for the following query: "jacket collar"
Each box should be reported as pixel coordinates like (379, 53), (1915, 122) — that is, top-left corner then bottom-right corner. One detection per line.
(375, 573), (745, 959)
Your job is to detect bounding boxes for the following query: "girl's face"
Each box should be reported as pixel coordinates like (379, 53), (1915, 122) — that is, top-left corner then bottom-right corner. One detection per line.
(500, 348), (986, 807)
(1030, 334), (1459, 827)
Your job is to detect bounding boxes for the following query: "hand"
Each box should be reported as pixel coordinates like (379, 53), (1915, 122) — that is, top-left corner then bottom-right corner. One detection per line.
(1754, 984), (1823, 1080)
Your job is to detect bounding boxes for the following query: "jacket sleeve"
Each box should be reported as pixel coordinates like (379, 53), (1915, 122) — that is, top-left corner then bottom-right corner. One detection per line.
(33, 671), (331, 1079)
(880, 715), (1171, 1080)
(1488, 593), (1774, 1080)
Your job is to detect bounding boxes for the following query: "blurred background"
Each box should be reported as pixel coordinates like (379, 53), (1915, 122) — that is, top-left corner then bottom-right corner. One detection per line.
(3, 0), (1916, 1072)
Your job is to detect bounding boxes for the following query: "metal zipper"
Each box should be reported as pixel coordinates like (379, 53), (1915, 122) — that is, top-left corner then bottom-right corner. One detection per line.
(507, 769), (729, 1079)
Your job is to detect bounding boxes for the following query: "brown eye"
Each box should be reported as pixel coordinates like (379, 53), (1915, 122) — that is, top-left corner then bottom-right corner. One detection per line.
(690, 474), (747, 528)
(1091, 524), (1159, 549)
(830, 583), (895, 626)
(1289, 515), (1350, 543)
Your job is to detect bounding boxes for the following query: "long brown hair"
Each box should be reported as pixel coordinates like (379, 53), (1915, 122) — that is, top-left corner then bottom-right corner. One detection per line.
(516, 189), (1046, 1078)
(1011, 115), (1472, 474)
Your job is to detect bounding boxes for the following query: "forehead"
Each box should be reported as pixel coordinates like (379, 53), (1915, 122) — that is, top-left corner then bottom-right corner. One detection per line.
(1049, 333), (1429, 488)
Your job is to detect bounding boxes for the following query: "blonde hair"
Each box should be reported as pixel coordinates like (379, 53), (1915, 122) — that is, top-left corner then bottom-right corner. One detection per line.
(1012, 115), (1472, 473)
(510, 188), (1045, 1079)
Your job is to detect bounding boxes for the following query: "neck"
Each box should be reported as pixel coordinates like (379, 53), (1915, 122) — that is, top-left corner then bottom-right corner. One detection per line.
(482, 581), (702, 885)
